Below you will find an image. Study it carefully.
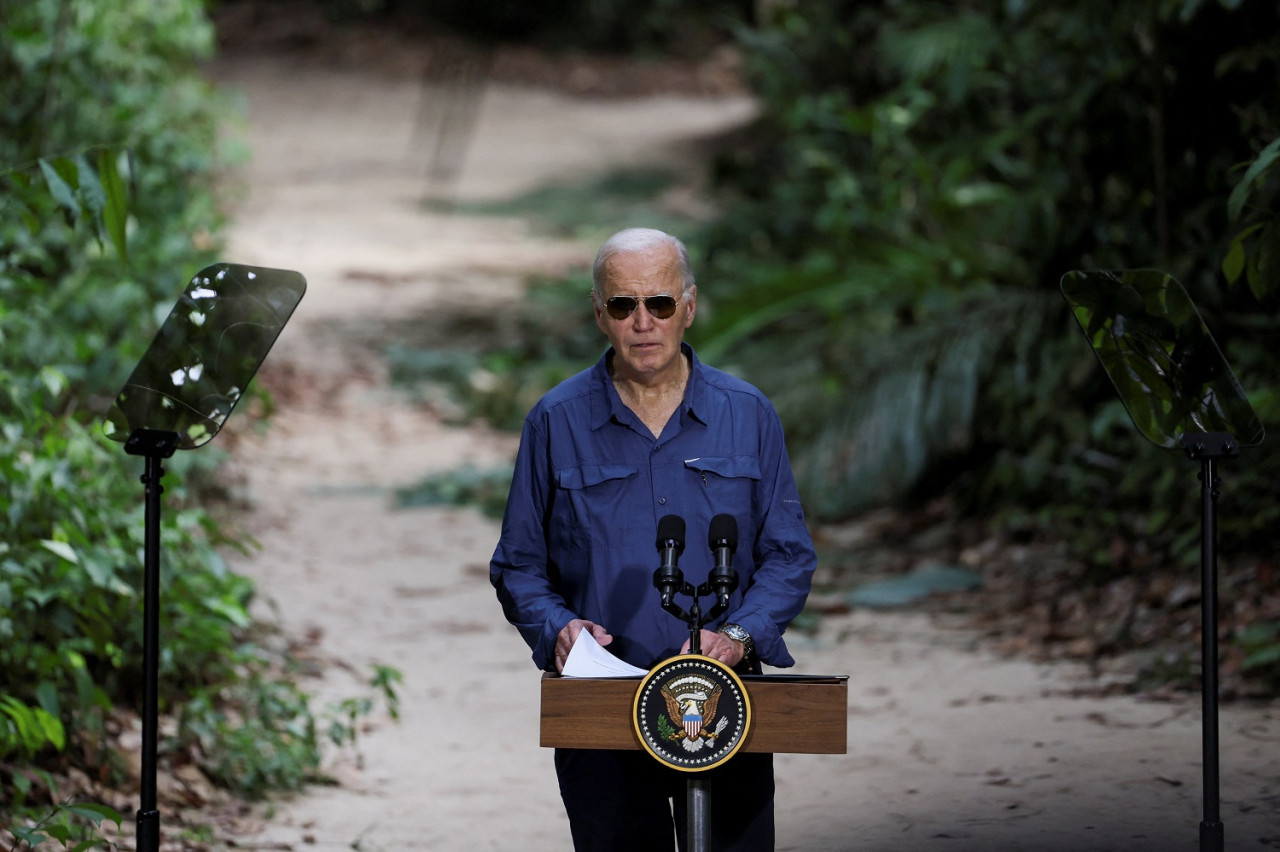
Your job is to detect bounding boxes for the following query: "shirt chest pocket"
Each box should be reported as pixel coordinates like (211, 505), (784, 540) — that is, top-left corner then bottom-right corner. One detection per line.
(551, 464), (638, 548)
(683, 455), (761, 518)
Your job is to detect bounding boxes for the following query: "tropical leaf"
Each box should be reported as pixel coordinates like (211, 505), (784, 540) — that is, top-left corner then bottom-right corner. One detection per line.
(1227, 136), (1280, 222)
(746, 288), (1065, 519)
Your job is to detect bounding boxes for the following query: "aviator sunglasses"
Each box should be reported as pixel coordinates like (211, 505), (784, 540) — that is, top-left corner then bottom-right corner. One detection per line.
(604, 294), (680, 320)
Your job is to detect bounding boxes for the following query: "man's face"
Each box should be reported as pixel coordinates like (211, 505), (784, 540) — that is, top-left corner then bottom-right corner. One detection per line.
(593, 243), (696, 382)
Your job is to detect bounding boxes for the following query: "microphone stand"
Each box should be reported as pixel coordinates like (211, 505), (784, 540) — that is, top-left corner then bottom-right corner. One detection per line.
(655, 575), (734, 658)
(652, 547), (738, 852)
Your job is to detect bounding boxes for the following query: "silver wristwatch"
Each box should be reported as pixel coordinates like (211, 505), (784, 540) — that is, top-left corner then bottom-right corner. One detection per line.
(718, 622), (753, 658)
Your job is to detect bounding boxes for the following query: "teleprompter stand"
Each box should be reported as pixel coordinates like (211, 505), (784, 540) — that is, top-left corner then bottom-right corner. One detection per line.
(121, 429), (179, 852)
(1061, 270), (1265, 852)
(1182, 431), (1239, 852)
(104, 263), (305, 851)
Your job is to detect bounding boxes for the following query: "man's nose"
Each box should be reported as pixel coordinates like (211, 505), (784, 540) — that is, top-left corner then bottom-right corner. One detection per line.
(632, 303), (657, 329)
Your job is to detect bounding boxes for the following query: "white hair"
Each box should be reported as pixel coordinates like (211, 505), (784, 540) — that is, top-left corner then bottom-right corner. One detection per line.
(591, 228), (695, 305)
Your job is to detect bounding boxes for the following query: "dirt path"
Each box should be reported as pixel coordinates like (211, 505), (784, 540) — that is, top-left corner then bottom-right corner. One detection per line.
(206, 56), (1280, 851)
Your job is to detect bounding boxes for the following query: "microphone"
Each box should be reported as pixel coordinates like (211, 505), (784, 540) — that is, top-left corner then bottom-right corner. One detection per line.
(653, 514), (686, 604)
(708, 514), (739, 607)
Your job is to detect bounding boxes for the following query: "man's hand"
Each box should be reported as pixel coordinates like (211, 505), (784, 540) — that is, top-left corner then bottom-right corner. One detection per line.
(681, 629), (744, 667)
(554, 619), (613, 674)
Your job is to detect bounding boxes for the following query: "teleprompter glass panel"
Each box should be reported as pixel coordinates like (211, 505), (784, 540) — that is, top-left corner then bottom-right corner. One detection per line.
(1059, 269), (1263, 449)
(103, 263), (306, 450)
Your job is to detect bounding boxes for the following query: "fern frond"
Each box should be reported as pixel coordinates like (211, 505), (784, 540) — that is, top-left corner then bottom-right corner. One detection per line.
(745, 288), (1067, 519)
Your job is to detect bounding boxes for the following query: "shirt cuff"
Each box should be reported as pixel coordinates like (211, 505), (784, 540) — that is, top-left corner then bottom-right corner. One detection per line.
(727, 610), (794, 668)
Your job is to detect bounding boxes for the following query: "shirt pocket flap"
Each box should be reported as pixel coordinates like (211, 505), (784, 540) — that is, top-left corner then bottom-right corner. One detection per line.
(555, 464), (637, 490)
(683, 455), (761, 481)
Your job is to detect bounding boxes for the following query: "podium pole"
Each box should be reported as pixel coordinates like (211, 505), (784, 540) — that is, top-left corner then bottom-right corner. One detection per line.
(687, 778), (710, 851)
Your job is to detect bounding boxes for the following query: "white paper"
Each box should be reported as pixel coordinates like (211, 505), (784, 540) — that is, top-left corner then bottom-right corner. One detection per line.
(561, 629), (648, 678)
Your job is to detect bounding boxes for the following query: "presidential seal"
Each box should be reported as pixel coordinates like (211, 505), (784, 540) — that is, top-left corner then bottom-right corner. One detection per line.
(632, 655), (751, 772)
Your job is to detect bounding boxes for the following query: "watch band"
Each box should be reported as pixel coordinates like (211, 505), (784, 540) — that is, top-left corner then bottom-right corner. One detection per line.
(717, 622), (753, 658)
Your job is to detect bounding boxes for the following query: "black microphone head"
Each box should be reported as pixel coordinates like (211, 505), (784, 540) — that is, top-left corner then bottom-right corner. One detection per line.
(656, 514), (686, 552)
(708, 514), (738, 551)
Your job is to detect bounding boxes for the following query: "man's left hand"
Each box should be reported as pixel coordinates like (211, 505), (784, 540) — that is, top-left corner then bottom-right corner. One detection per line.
(681, 629), (744, 667)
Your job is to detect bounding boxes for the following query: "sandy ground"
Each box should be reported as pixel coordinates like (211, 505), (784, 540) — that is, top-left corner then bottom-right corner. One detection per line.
(203, 56), (1280, 851)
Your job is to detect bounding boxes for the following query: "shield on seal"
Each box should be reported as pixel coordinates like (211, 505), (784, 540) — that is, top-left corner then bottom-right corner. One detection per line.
(683, 708), (702, 739)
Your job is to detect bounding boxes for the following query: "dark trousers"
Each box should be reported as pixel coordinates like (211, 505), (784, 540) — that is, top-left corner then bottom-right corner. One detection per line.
(554, 748), (775, 851)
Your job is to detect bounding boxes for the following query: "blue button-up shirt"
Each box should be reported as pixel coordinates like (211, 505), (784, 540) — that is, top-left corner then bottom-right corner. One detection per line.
(490, 344), (817, 671)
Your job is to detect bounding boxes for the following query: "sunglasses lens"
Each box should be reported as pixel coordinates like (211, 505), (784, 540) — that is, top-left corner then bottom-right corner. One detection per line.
(605, 295), (680, 320)
(606, 297), (639, 320)
(645, 296), (678, 318)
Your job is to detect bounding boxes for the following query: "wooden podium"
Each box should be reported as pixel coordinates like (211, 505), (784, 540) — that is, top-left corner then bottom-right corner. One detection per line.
(540, 672), (848, 755)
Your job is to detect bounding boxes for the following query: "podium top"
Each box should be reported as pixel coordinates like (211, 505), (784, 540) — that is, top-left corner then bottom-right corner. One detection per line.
(540, 672), (848, 755)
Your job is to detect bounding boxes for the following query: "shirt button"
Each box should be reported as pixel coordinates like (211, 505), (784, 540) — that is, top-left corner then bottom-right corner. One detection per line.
(658, 497), (667, 505)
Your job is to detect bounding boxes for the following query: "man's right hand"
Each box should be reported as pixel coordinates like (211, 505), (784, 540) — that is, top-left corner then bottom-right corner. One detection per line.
(554, 619), (613, 674)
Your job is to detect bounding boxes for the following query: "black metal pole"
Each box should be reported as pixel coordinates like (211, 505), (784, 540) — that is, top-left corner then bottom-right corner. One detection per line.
(687, 777), (710, 852)
(688, 595), (703, 656)
(125, 429), (177, 852)
(1199, 456), (1224, 852)
(136, 451), (164, 852)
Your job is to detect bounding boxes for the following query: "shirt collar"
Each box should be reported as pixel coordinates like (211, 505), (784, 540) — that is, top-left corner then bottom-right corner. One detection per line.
(589, 343), (707, 430)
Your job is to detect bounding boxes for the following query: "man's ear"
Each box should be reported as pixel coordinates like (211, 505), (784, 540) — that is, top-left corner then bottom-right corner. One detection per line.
(592, 292), (608, 334)
(684, 285), (697, 327)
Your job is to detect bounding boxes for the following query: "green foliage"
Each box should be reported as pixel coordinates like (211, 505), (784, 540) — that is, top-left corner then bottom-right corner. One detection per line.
(0, 697), (66, 761)
(328, 665), (404, 748)
(1223, 136), (1280, 303)
(1236, 620), (1280, 690)
(178, 677), (322, 797)
(371, 2), (1280, 592)
(175, 662), (403, 798)
(0, 0), (398, 836)
(3, 771), (123, 851)
(692, 0), (1280, 571)
(7, 804), (123, 852)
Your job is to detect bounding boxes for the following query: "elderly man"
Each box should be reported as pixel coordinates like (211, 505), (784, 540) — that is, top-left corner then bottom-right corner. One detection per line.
(491, 227), (817, 851)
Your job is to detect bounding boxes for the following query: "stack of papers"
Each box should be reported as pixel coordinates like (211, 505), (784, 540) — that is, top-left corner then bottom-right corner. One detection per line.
(562, 630), (648, 678)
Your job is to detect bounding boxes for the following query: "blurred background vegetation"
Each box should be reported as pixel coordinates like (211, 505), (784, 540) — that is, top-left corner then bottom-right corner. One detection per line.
(3, 0), (1278, 844)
